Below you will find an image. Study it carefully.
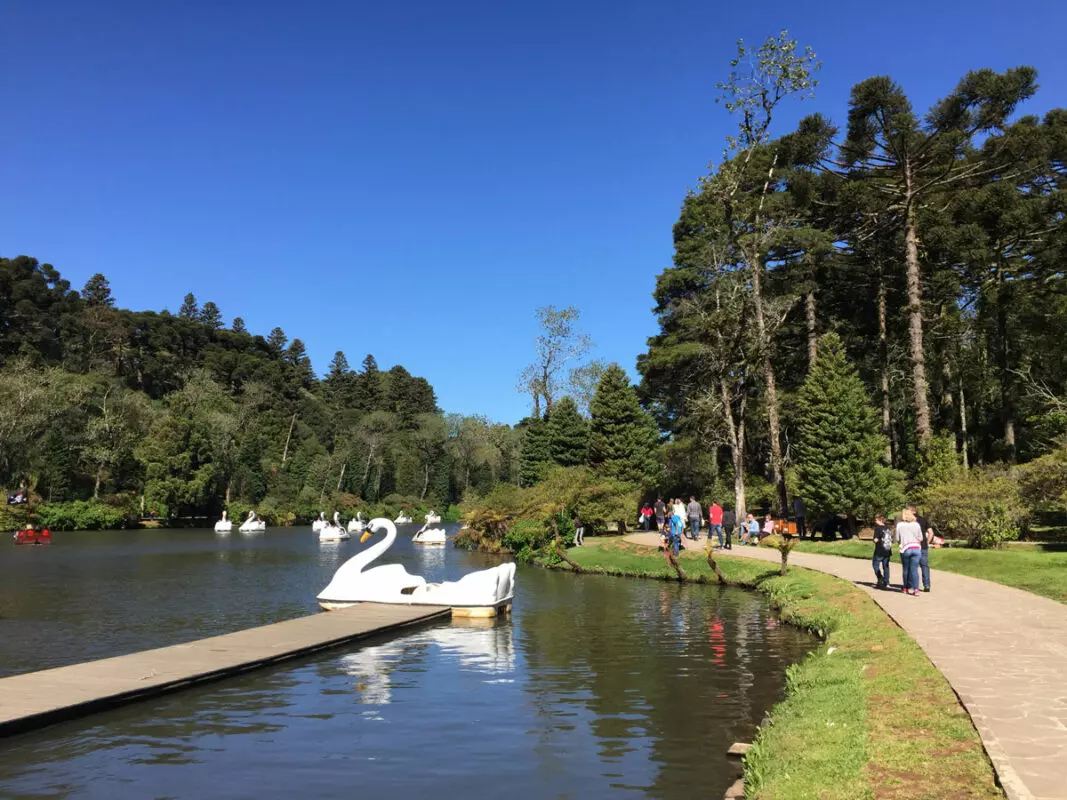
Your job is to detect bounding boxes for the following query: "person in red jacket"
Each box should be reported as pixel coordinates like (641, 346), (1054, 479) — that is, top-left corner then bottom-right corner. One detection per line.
(708, 501), (724, 549)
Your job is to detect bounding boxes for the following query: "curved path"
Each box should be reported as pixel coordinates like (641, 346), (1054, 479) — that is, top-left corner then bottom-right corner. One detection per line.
(622, 533), (1067, 800)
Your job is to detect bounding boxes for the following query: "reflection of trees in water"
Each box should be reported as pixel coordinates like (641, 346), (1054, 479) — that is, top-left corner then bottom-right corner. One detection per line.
(334, 621), (516, 706)
(517, 576), (814, 799)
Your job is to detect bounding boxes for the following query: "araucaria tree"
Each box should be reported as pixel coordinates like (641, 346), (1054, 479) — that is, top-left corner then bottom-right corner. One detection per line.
(589, 364), (661, 485)
(794, 334), (901, 528)
(546, 397), (589, 468)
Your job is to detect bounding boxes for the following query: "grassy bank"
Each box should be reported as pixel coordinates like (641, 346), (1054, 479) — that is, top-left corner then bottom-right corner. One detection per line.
(562, 541), (1001, 799)
(789, 539), (1067, 604)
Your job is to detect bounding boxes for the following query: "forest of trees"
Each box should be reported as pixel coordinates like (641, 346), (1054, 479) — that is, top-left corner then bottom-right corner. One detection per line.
(0, 256), (518, 527)
(637, 32), (1067, 533)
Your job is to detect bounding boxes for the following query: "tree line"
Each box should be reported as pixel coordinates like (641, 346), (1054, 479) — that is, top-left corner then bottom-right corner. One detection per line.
(637, 32), (1067, 526)
(0, 256), (515, 526)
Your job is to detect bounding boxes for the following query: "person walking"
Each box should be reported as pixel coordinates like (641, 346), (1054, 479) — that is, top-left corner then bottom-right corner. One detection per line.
(708, 500), (724, 549)
(721, 505), (735, 550)
(573, 513), (585, 548)
(910, 504), (934, 593)
(640, 503), (654, 532)
(793, 496), (806, 538)
(654, 497), (666, 533)
(872, 513), (892, 589)
(668, 510), (684, 556)
(895, 507), (923, 596)
(686, 496), (702, 541)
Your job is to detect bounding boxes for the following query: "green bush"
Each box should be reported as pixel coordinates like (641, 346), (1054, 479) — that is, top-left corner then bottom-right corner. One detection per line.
(36, 500), (127, 531)
(502, 519), (554, 563)
(1018, 440), (1067, 513)
(922, 468), (1029, 548)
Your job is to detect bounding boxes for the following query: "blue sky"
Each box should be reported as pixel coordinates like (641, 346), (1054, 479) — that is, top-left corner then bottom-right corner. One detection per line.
(4, 0), (1065, 423)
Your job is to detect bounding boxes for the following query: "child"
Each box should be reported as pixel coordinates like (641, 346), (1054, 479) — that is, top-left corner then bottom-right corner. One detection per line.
(872, 514), (892, 589)
(761, 514), (775, 541)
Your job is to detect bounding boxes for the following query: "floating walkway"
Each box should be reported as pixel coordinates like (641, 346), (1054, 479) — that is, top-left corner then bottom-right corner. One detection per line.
(0, 603), (448, 738)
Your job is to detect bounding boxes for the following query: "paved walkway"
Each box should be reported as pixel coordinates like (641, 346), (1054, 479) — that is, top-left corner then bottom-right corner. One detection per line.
(622, 533), (1067, 800)
(0, 604), (449, 738)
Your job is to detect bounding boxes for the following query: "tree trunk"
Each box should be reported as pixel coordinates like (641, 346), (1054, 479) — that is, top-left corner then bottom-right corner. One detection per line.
(878, 275), (892, 464)
(706, 545), (726, 585)
(720, 378), (747, 521)
(749, 259), (787, 514)
(361, 446), (376, 490)
(336, 462), (346, 493)
(996, 266), (1016, 461)
(94, 463), (104, 499)
(225, 479), (231, 505)
(666, 550), (688, 582)
(421, 464), (430, 500)
(959, 376), (970, 470)
(282, 413), (297, 463)
(904, 193), (932, 444)
(805, 289), (818, 372)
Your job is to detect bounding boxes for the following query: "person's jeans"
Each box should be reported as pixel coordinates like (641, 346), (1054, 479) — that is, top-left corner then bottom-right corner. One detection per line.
(689, 517), (700, 539)
(919, 549), (930, 590)
(796, 516), (806, 538)
(900, 549), (920, 591)
(872, 555), (891, 586)
(709, 523), (724, 547)
(642, 516), (650, 531)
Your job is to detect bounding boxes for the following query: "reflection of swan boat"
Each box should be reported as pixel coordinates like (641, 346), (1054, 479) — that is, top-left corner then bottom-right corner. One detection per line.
(317, 518), (515, 617)
(337, 621), (515, 705)
(347, 512), (367, 533)
(424, 511), (441, 525)
(214, 511), (233, 533)
(239, 510), (267, 533)
(394, 514), (412, 524)
(312, 512), (327, 533)
(412, 526), (447, 546)
(320, 512), (350, 542)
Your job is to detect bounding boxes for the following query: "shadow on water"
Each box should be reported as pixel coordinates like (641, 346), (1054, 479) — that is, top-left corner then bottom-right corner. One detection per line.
(0, 529), (815, 799)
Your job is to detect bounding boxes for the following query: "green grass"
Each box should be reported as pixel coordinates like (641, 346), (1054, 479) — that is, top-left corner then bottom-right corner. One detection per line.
(790, 539), (1067, 604)
(562, 541), (1001, 800)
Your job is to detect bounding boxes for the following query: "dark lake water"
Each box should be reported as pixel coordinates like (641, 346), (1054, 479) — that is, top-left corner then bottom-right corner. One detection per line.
(0, 526), (815, 799)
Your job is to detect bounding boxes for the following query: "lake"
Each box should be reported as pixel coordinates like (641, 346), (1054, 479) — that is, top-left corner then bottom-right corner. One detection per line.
(0, 526), (815, 799)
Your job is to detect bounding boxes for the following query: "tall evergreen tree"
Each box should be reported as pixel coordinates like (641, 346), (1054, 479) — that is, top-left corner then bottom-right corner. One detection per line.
(353, 354), (382, 412)
(328, 351), (350, 378)
(794, 334), (901, 525)
(546, 397), (589, 468)
(266, 326), (288, 353)
(231, 317), (247, 334)
(518, 417), (551, 487)
(81, 273), (114, 307)
(588, 364), (661, 485)
(286, 338), (314, 385)
(178, 293), (199, 319)
(200, 301), (223, 329)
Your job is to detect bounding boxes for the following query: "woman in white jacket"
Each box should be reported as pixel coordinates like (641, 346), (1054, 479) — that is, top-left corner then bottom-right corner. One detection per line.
(895, 507), (924, 596)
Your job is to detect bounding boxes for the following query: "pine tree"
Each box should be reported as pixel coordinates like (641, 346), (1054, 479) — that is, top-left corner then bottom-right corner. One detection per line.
(286, 338), (314, 385)
(518, 417), (551, 486)
(588, 364), (661, 485)
(81, 273), (114, 307)
(178, 293), (199, 319)
(200, 301), (223, 329)
(328, 350), (350, 378)
(546, 397), (589, 467)
(267, 326), (288, 353)
(231, 317), (247, 334)
(794, 334), (902, 523)
(353, 354), (382, 412)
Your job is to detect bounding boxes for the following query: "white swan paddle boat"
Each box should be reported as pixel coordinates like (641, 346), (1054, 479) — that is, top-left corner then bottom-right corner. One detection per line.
(319, 511), (350, 542)
(312, 512), (327, 533)
(317, 518), (514, 617)
(347, 512), (367, 534)
(214, 511), (233, 533)
(424, 510), (441, 525)
(239, 510), (267, 533)
(394, 514), (412, 524)
(412, 525), (447, 546)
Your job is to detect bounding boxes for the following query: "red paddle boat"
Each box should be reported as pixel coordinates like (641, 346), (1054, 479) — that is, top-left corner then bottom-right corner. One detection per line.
(12, 528), (51, 545)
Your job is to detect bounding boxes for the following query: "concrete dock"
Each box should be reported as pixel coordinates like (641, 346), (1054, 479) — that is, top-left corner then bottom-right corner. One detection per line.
(0, 603), (449, 738)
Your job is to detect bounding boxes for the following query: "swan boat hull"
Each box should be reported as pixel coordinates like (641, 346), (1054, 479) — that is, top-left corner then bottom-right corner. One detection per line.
(318, 597), (513, 617)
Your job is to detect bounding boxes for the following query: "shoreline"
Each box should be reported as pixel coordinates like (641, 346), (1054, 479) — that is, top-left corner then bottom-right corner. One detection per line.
(545, 539), (1003, 799)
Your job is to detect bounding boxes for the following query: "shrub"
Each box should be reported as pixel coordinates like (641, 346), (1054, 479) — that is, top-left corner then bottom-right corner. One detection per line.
(502, 519), (554, 563)
(36, 500), (127, 531)
(1018, 440), (1067, 513)
(759, 533), (798, 575)
(922, 468), (1029, 548)
(914, 435), (962, 493)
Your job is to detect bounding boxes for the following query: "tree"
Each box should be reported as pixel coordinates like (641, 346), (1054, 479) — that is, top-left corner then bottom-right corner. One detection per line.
(517, 305), (592, 416)
(588, 364), (662, 485)
(231, 317), (247, 334)
(81, 274), (114, 307)
(546, 397), (589, 467)
(793, 334), (902, 528)
(285, 338), (314, 386)
(178, 293), (199, 319)
(411, 413), (449, 499)
(199, 301), (223, 329)
(266, 327), (288, 353)
(568, 359), (607, 416)
(352, 354), (382, 412)
(328, 351), (350, 378)
(839, 67), (1038, 444)
(82, 384), (153, 498)
(518, 417), (551, 487)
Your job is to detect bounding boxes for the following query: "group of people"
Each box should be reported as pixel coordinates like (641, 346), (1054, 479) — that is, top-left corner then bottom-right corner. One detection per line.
(873, 505), (938, 595)
(638, 497), (787, 556)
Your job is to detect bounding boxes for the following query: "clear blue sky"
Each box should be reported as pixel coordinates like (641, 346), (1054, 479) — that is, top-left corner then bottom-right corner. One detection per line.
(4, 0), (1065, 423)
